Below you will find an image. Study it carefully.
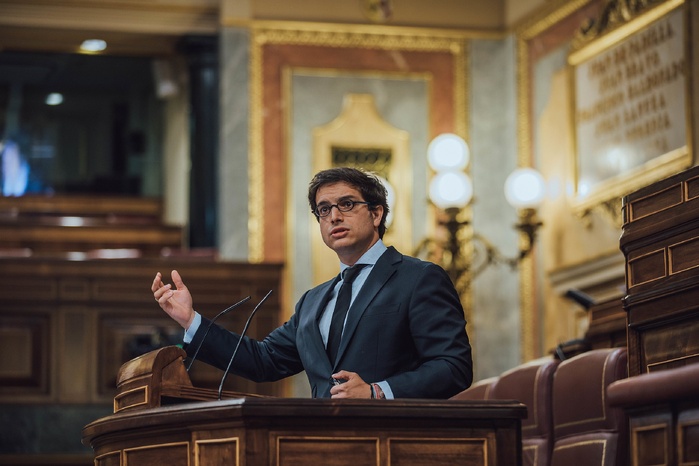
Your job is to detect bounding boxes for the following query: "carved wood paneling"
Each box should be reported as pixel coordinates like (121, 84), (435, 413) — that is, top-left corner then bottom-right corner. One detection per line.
(123, 442), (189, 466)
(678, 413), (699, 464)
(195, 437), (239, 465)
(94, 451), (120, 466)
(276, 437), (379, 465)
(613, 165), (699, 466)
(388, 438), (488, 464)
(0, 257), (284, 404)
(0, 309), (51, 396)
(621, 165), (699, 376)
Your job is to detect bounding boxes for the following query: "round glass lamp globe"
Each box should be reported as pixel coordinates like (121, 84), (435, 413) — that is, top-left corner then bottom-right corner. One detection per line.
(429, 171), (473, 210)
(504, 168), (546, 209)
(427, 133), (470, 172)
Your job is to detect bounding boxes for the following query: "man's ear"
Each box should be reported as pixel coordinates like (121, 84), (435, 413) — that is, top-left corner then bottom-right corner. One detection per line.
(371, 205), (384, 227)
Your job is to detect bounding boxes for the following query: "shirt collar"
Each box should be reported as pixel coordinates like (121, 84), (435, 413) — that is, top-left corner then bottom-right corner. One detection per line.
(339, 239), (387, 272)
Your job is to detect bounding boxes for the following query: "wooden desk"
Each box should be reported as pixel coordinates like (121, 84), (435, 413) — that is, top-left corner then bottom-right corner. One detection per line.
(620, 165), (699, 376)
(83, 397), (526, 466)
(617, 166), (699, 466)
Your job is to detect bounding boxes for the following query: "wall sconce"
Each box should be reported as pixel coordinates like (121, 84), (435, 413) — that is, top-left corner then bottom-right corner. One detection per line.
(416, 133), (545, 292)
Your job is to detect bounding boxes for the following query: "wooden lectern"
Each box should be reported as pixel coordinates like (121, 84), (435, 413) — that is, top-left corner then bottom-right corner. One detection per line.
(83, 346), (526, 465)
(112, 346), (261, 413)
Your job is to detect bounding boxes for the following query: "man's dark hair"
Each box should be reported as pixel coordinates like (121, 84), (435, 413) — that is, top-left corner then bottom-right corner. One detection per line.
(308, 167), (390, 238)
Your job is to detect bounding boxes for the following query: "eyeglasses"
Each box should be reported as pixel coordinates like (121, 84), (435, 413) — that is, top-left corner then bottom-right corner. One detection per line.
(313, 199), (372, 218)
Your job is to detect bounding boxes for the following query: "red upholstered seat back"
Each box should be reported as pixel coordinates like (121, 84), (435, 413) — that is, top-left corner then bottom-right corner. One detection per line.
(449, 376), (497, 400)
(491, 358), (559, 436)
(550, 348), (628, 466)
(490, 357), (559, 466)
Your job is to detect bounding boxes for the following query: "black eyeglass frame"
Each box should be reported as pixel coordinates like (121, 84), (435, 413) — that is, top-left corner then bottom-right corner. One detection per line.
(312, 199), (373, 218)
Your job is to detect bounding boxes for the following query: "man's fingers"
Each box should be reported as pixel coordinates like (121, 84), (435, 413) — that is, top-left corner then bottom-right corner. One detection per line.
(171, 270), (185, 289)
(153, 280), (172, 302)
(151, 272), (162, 293)
(332, 370), (351, 381)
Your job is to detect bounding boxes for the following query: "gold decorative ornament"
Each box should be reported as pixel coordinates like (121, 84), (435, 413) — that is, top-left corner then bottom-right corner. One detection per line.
(363, 0), (393, 24)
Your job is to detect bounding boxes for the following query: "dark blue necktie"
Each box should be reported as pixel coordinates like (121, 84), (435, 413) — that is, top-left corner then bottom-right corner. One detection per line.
(326, 264), (366, 364)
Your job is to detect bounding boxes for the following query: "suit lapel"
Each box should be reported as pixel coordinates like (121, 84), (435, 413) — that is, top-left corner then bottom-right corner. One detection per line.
(314, 275), (341, 323)
(308, 276), (340, 368)
(333, 247), (401, 368)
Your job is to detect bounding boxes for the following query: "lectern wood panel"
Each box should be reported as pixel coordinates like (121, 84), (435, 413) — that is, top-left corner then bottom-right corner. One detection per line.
(95, 451), (121, 466)
(123, 442), (189, 466)
(276, 437), (379, 465)
(194, 437), (239, 465)
(388, 438), (488, 465)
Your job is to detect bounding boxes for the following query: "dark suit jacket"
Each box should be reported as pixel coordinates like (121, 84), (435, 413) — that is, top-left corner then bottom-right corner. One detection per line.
(187, 246), (473, 398)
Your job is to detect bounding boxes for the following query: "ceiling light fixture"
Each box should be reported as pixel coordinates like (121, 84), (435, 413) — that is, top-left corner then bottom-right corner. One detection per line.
(80, 39), (107, 53)
(45, 93), (64, 106)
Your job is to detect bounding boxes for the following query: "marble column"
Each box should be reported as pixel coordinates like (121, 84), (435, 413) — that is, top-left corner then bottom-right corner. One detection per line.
(217, 27), (250, 260)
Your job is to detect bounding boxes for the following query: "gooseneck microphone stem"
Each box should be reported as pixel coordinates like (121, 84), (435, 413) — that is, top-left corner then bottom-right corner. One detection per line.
(218, 290), (273, 400)
(186, 295), (252, 372)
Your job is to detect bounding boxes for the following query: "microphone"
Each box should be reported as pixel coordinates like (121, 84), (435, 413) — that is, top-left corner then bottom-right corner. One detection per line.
(564, 289), (596, 310)
(185, 295), (252, 372)
(218, 289), (273, 400)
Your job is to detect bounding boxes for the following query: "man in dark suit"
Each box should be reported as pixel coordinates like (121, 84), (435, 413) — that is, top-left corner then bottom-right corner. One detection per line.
(152, 167), (472, 399)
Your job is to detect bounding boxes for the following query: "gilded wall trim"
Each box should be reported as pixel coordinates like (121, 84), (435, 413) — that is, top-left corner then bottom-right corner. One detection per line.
(454, 40), (472, 341)
(249, 22), (468, 263)
(235, 18), (503, 40)
(455, 42), (469, 142)
(572, 0), (667, 48)
(515, 0), (595, 361)
(249, 31), (265, 263)
(251, 22), (473, 51)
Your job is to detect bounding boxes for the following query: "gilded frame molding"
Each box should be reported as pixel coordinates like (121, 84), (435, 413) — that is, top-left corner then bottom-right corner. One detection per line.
(249, 21), (470, 263)
(567, 0), (693, 217)
(516, 0), (596, 361)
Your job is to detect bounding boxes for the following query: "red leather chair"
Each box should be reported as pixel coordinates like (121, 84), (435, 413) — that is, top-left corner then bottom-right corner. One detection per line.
(450, 376), (497, 400)
(550, 348), (628, 466)
(489, 358), (559, 466)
